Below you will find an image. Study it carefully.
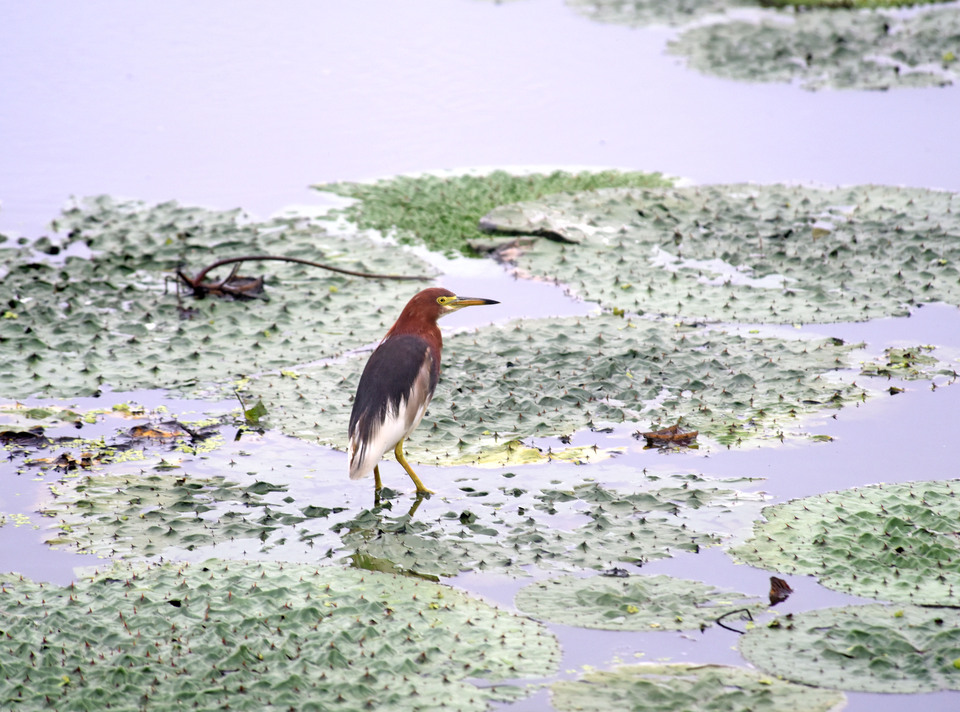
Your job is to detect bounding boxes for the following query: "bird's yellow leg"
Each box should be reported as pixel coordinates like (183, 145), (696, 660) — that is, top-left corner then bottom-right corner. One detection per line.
(374, 464), (383, 491)
(395, 439), (434, 495)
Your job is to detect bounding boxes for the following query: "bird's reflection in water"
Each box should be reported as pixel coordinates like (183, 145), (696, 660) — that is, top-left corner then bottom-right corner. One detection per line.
(343, 488), (440, 582)
(374, 487), (427, 517)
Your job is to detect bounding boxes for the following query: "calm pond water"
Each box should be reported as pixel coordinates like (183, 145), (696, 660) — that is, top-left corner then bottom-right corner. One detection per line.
(2, 2), (960, 710)
(3, 0), (960, 235)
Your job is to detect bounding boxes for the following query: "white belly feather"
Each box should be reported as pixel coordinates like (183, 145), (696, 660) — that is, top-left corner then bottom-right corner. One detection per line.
(348, 355), (435, 480)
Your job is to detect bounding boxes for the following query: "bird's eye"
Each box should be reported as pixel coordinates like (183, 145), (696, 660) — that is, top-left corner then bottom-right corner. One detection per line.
(437, 296), (451, 305)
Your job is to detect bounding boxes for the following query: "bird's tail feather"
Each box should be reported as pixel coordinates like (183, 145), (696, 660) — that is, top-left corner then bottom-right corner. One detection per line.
(348, 436), (376, 480)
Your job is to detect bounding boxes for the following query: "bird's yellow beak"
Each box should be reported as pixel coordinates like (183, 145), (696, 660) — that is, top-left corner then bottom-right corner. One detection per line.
(449, 296), (500, 309)
(435, 293), (499, 318)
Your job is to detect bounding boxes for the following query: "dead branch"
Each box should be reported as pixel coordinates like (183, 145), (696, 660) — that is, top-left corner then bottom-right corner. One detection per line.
(177, 255), (430, 298)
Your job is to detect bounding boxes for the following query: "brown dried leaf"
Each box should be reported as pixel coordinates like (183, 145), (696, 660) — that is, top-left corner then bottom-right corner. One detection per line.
(0, 426), (48, 446)
(769, 576), (793, 606)
(639, 424), (699, 449)
(129, 421), (190, 439)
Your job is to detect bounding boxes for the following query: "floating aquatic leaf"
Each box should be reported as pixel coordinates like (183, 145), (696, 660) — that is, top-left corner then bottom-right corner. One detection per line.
(860, 345), (957, 381)
(16, 412), (757, 573)
(3, 405), (82, 424)
(670, 6), (960, 90)
(0, 560), (559, 710)
(568, 0), (951, 32)
(515, 573), (765, 630)
(566, 0), (753, 28)
(762, 0), (951, 6)
(740, 604), (960, 693)
(2, 402), (230, 479)
(551, 663), (845, 711)
(335, 477), (760, 578)
(243, 399), (269, 426)
(316, 169), (670, 256)
(0, 404), (88, 448)
(481, 184), (960, 322)
(40, 472), (289, 558)
(731, 479), (960, 604)
(0, 196), (435, 400)
(244, 312), (864, 460)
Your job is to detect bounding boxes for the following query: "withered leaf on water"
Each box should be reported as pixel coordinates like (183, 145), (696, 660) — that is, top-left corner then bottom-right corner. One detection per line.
(637, 424), (699, 449)
(26, 452), (93, 471)
(129, 422), (189, 439)
(128, 421), (217, 441)
(0, 426), (48, 447)
(184, 274), (266, 300)
(769, 576), (793, 606)
(600, 567), (631, 578)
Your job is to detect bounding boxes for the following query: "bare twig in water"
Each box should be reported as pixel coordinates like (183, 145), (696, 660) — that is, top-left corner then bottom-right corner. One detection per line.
(178, 255), (430, 298)
(716, 608), (754, 634)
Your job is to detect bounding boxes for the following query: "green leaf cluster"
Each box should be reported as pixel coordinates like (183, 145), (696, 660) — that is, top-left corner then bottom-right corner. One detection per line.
(0, 560), (559, 711)
(245, 312), (863, 459)
(567, 0), (959, 91)
(41, 472), (294, 558)
(569, 0), (949, 25)
(515, 573), (765, 630)
(731, 479), (960, 604)
(551, 663), (845, 711)
(860, 345), (957, 381)
(761, 0), (951, 10)
(481, 184), (960, 323)
(337, 477), (756, 578)
(315, 169), (671, 256)
(0, 196), (434, 400)
(741, 604), (960, 692)
(669, 6), (960, 90)
(567, 0), (757, 27)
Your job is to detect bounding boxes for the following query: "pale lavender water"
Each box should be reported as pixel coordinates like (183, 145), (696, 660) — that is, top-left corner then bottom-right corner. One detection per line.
(2, 2), (960, 710)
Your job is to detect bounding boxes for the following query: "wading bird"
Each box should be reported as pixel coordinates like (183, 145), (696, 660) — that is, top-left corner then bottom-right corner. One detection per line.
(348, 287), (498, 495)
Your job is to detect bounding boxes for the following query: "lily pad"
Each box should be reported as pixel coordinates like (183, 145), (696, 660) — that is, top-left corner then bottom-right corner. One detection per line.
(669, 6), (960, 90)
(315, 169), (671, 256)
(0, 196), (434, 400)
(481, 184), (960, 323)
(569, 0), (951, 30)
(0, 559), (560, 710)
(566, 0), (755, 28)
(335, 477), (761, 579)
(515, 573), (765, 631)
(740, 604), (960, 693)
(551, 663), (845, 711)
(244, 311), (864, 461)
(0, 403), (84, 427)
(40, 472), (293, 558)
(761, 0), (953, 10)
(860, 345), (958, 381)
(731, 479), (960, 604)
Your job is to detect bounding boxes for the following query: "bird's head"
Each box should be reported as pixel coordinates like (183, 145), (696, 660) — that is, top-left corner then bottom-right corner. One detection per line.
(395, 287), (499, 326)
